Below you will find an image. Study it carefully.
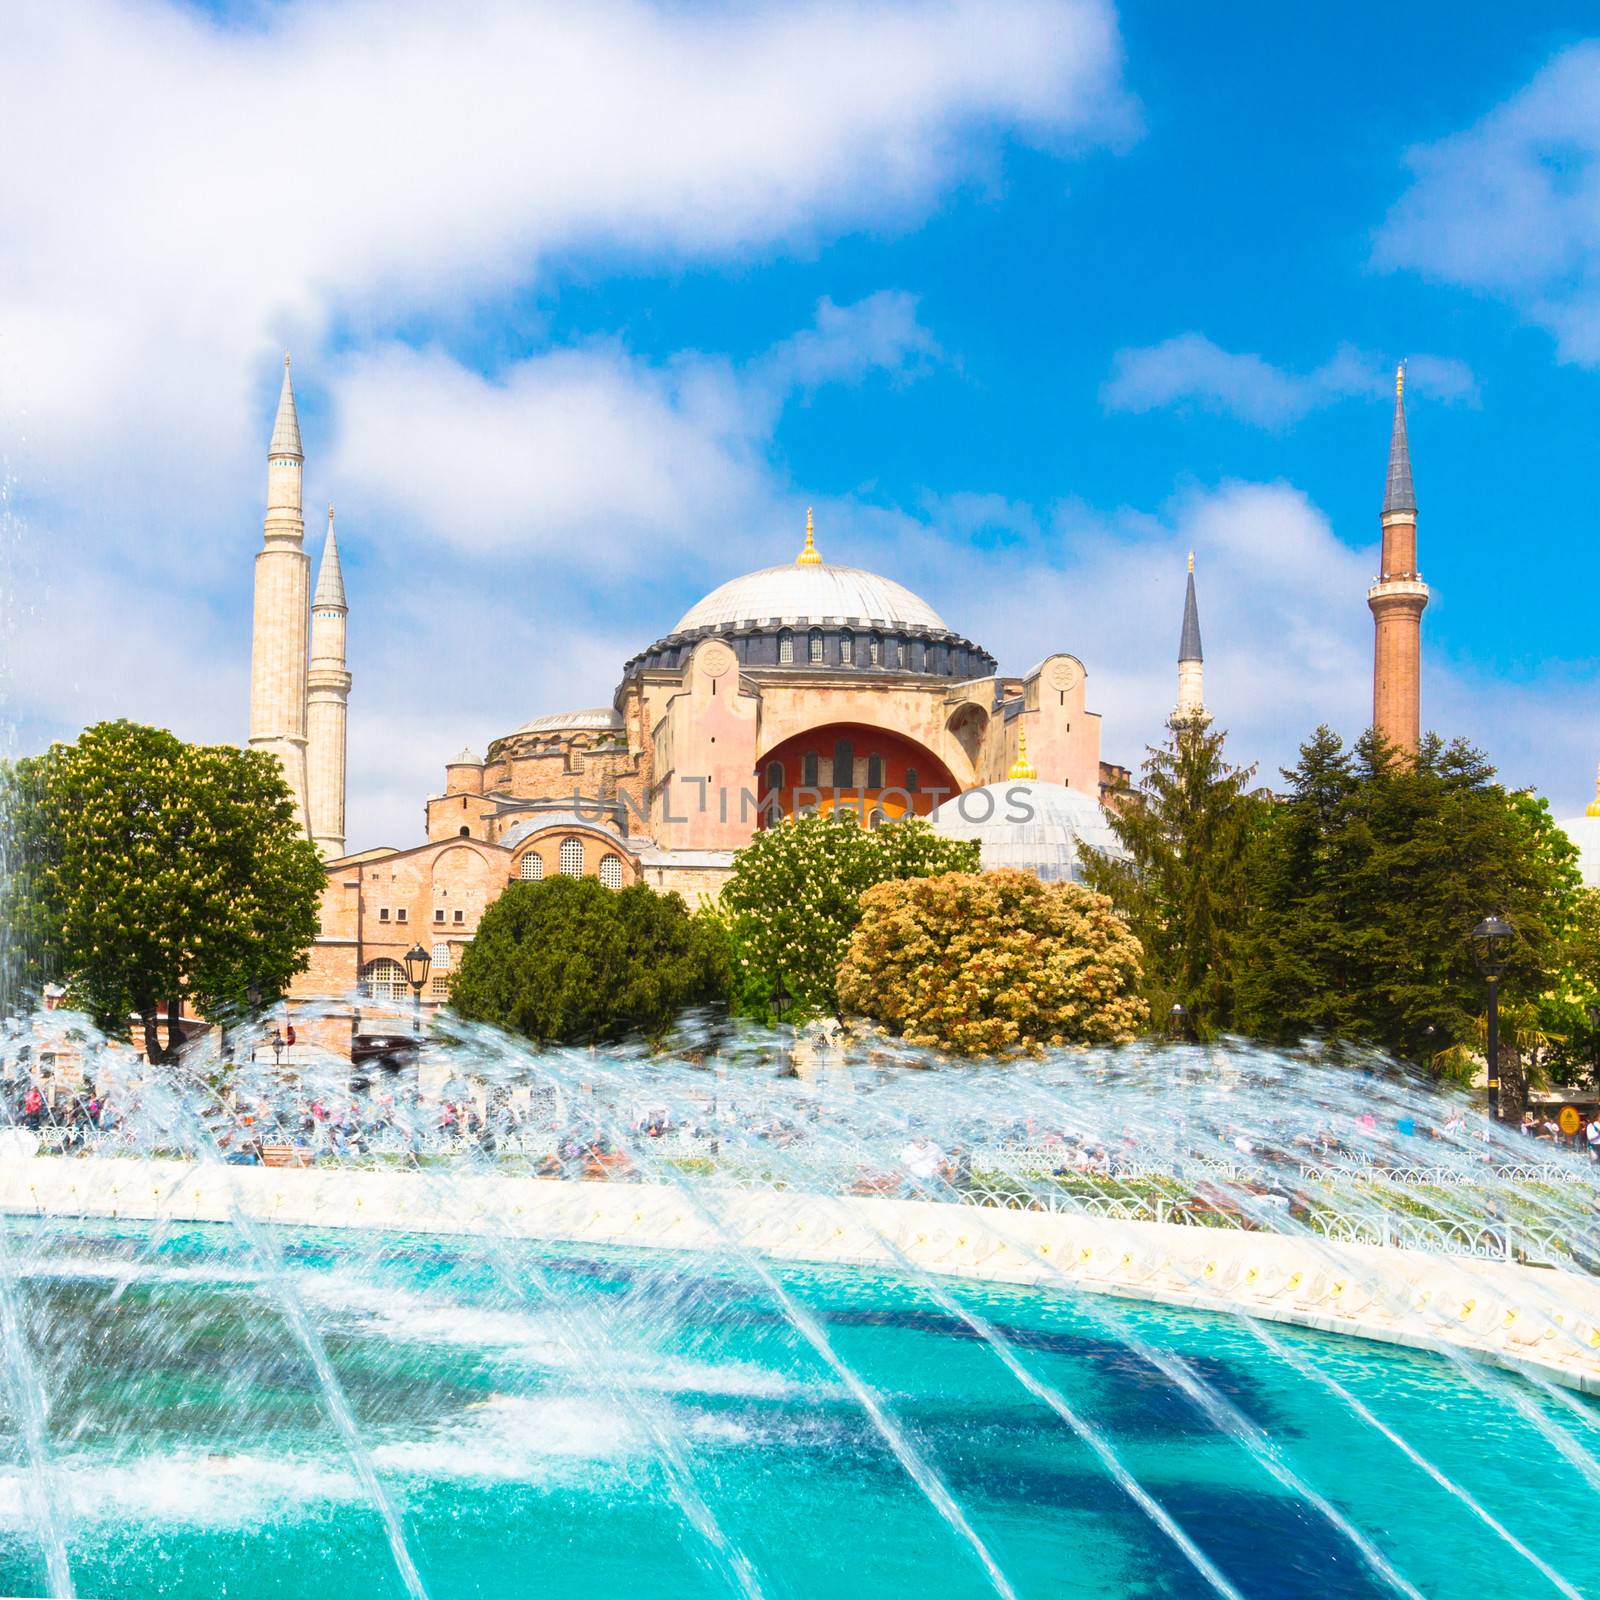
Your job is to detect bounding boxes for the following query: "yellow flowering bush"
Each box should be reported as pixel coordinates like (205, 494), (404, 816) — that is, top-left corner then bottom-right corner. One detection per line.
(837, 869), (1148, 1055)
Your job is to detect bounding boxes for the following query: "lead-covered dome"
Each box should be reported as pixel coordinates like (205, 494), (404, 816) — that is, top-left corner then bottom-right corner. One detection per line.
(928, 781), (1127, 884)
(673, 562), (948, 634)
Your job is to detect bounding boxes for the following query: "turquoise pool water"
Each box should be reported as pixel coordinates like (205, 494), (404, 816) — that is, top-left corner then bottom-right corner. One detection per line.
(3, 1221), (1595, 1599)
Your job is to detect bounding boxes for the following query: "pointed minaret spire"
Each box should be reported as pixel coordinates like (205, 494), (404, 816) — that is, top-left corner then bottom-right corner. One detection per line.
(1369, 359), (1428, 756)
(796, 505), (822, 566)
(1383, 361), (1415, 515)
(307, 503), (351, 859)
(1175, 553), (1207, 724)
(270, 352), (303, 461)
(314, 504), (346, 608)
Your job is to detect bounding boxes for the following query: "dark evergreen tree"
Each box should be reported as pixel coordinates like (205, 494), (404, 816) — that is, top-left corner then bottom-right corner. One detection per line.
(1084, 717), (1268, 1036)
(1240, 729), (1575, 1069)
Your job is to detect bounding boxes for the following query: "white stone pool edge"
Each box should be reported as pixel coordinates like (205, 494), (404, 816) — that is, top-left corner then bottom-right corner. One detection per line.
(6, 1156), (1600, 1396)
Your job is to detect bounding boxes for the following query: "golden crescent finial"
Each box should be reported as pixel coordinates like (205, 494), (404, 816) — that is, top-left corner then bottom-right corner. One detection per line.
(284, 350), (291, 369)
(1187, 550), (1194, 575)
(796, 505), (822, 566)
(1007, 722), (1038, 782)
(1396, 360), (1405, 400)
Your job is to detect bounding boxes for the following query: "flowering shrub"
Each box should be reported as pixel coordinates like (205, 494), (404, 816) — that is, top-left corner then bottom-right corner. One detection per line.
(837, 869), (1148, 1055)
(720, 812), (978, 1019)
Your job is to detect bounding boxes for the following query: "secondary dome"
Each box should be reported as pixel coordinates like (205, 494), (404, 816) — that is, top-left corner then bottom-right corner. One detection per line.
(673, 563), (949, 634)
(928, 780), (1126, 884)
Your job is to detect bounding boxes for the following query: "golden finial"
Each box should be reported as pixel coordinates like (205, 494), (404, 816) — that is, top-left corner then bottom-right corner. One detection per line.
(1187, 550), (1194, 575)
(796, 505), (822, 566)
(1007, 723), (1037, 782)
(284, 350), (291, 369)
(328, 503), (334, 521)
(1396, 360), (1405, 400)
(1587, 762), (1600, 818)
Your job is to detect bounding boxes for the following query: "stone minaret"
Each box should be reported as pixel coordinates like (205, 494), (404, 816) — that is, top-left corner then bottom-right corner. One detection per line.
(1367, 363), (1429, 755)
(248, 354), (310, 825)
(1176, 551), (1206, 724)
(306, 504), (350, 858)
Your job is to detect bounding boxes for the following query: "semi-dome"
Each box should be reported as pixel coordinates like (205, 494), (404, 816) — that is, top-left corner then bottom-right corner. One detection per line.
(928, 780), (1126, 884)
(673, 562), (948, 634)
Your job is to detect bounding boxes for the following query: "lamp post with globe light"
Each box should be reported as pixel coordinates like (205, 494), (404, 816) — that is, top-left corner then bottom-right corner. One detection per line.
(1472, 915), (1515, 1124)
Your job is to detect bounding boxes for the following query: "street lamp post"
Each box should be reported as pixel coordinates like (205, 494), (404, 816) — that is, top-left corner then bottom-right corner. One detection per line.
(1167, 1002), (1188, 1042)
(1472, 915), (1515, 1124)
(402, 945), (432, 1037)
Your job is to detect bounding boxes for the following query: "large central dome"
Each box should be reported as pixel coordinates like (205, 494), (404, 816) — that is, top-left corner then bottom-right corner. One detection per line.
(673, 562), (949, 634)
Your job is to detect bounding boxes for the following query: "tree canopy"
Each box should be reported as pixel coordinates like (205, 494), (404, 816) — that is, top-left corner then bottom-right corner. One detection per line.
(719, 812), (979, 1021)
(1083, 717), (1269, 1037)
(1, 720), (326, 1062)
(1237, 729), (1577, 1066)
(837, 868), (1147, 1055)
(448, 876), (730, 1045)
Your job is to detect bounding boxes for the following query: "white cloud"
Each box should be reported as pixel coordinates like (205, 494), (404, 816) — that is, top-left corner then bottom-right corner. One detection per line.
(1375, 41), (1600, 363)
(327, 293), (937, 569)
(1102, 334), (1479, 426)
(0, 0), (1132, 485)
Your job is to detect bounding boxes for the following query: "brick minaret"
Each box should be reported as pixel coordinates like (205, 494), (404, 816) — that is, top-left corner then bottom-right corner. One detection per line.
(248, 354), (311, 827)
(1175, 551), (1206, 725)
(307, 504), (350, 858)
(1367, 363), (1428, 755)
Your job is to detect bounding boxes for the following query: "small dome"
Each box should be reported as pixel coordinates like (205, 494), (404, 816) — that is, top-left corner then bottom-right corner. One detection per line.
(446, 746), (483, 767)
(673, 563), (948, 634)
(511, 708), (624, 737)
(928, 781), (1126, 884)
(1558, 814), (1600, 889)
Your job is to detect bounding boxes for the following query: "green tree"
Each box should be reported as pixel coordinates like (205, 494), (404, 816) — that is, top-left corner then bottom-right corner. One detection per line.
(1239, 729), (1575, 1067)
(449, 876), (730, 1045)
(837, 869), (1148, 1054)
(719, 812), (978, 1021)
(1083, 717), (1269, 1036)
(1, 720), (326, 1062)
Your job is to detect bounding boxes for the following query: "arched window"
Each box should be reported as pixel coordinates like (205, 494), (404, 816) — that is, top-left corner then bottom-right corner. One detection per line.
(868, 633), (882, 666)
(458, 825), (470, 837)
(560, 837), (584, 877)
(359, 958), (408, 1003)
(599, 854), (624, 889)
(764, 760), (784, 797)
(868, 808), (886, 830)
(808, 629), (824, 663)
(778, 629), (794, 664)
(905, 768), (920, 792)
(839, 630), (853, 665)
(519, 853), (544, 881)
(802, 751), (820, 787)
(431, 941), (450, 968)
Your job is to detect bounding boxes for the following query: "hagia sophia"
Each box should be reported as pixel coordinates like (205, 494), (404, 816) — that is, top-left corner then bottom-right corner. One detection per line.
(245, 352), (1592, 1043)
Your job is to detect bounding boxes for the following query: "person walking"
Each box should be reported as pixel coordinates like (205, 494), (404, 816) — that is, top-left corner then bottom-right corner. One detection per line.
(1586, 1113), (1600, 1164)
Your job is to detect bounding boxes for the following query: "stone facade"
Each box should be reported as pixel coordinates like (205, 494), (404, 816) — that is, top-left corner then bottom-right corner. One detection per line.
(286, 516), (1124, 1038)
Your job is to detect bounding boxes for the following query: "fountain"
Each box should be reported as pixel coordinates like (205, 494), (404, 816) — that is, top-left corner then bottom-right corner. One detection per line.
(0, 1003), (1597, 1600)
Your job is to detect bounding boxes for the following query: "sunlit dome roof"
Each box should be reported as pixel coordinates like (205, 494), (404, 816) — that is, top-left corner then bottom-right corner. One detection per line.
(512, 708), (623, 736)
(928, 781), (1126, 884)
(673, 563), (949, 634)
(1558, 813), (1600, 890)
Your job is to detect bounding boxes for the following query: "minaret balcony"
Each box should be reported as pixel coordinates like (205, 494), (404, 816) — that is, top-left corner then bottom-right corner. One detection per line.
(1366, 577), (1429, 604)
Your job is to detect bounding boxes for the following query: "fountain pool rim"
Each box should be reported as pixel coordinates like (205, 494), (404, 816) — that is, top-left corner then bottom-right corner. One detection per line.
(6, 1153), (1599, 1396)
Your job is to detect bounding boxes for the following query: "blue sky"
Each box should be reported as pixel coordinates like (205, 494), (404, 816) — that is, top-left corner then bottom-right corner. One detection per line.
(4, 0), (1600, 844)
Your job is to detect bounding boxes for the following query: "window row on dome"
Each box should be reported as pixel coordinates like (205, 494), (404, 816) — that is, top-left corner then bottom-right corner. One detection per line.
(624, 627), (997, 681)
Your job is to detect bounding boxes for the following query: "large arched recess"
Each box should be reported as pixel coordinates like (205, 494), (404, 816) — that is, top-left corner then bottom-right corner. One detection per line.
(755, 722), (961, 828)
